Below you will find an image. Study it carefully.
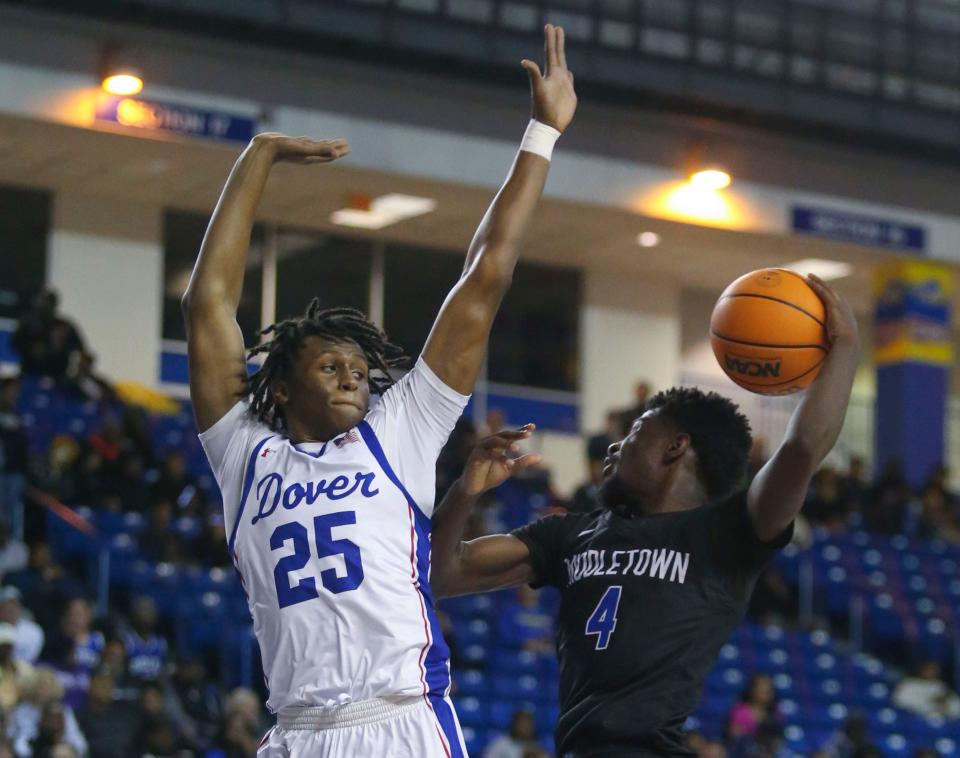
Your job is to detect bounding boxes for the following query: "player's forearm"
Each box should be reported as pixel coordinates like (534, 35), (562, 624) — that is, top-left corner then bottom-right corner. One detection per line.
(430, 479), (481, 597)
(783, 335), (860, 464)
(461, 149), (550, 286)
(182, 137), (277, 314)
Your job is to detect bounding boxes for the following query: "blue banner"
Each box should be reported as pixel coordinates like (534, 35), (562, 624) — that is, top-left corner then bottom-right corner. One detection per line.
(792, 206), (925, 253)
(95, 96), (256, 143)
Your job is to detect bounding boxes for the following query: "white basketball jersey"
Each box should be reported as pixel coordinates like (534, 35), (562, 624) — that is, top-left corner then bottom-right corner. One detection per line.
(198, 359), (469, 714)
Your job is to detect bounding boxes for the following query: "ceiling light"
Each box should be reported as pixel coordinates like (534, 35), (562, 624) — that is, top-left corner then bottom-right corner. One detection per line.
(371, 194), (436, 217)
(102, 73), (143, 96)
(783, 258), (853, 281)
(331, 193), (436, 230)
(689, 168), (732, 191)
(636, 231), (661, 247)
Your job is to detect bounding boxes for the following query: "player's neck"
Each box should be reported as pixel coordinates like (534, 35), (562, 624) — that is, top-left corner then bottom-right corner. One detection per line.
(633, 467), (706, 517)
(285, 416), (346, 445)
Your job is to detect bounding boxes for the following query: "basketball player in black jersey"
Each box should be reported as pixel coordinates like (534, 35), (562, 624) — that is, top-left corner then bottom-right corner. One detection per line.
(430, 274), (860, 757)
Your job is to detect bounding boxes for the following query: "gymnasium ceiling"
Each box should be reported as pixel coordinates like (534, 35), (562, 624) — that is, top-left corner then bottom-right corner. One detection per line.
(0, 113), (957, 327)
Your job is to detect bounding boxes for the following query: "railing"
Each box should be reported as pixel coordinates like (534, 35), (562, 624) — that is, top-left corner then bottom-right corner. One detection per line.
(27, 487), (111, 613)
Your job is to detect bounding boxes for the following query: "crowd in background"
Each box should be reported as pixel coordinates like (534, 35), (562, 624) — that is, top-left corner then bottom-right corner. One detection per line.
(1, 288), (959, 758)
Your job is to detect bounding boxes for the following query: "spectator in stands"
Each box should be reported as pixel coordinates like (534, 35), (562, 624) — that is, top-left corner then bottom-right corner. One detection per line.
(43, 597), (104, 677)
(122, 596), (168, 683)
(192, 515), (230, 569)
(587, 410), (622, 467)
(8, 667), (86, 758)
(482, 709), (538, 758)
(436, 418), (478, 499)
(893, 660), (960, 718)
(498, 585), (554, 655)
(570, 457), (602, 514)
(0, 527), (27, 586)
(0, 587), (43, 663)
(138, 499), (182, 564)
(0, 376), (28, 527)
(97, 639), (138, 702)
(728, 719), (786, 758)
(699, 742), (728, 758)
(867, 462), (910, 534)
(616, 380), (651, 437)
(170, 656), (222, 749)
(203, 688), (266, 757)
(115, 454), (152, 513)
(572, 412), (622, 514)
(727, 674), (779, 739)
(839, 456), (868, 514)
(11, 289), (85, 380)
(0, 623), (33, 710)
(76, 669), (137, 758)
(925, 463), (956, 503)
(130, 682), (180, 757)
(152, 451), (205, 515)
(911, 487), (960, 544)
(85, 416), (138, 513)
(748, 566), (796, 624)
(821, 712), (874, 758)
(6, 542), (81, 636)
(804, 467), (852, 530)
(63, 351), (116, 407)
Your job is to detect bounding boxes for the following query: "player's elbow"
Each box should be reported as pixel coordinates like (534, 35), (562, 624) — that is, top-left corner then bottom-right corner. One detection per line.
(180, 286), (229, 323)
(467, 251), (515, 294)
(430, 569), (464, 599)
(781, 431), (832, 468)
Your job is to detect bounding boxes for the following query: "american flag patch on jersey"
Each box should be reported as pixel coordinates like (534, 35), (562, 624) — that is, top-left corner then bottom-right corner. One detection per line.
(335, 430), (360, 448)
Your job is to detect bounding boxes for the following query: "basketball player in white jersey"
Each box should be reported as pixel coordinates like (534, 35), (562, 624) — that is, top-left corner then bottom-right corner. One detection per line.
(180, 25), (576, 758)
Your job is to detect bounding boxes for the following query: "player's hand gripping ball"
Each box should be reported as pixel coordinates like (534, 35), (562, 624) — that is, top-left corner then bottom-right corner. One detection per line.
(710, 268), (830, 395)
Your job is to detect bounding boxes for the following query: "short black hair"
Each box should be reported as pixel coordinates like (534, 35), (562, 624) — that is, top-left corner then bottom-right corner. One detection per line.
(246, 299), (409, 431)
(645, 386), (752, 501)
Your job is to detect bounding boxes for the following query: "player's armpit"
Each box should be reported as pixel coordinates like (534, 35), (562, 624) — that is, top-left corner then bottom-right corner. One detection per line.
(432, 534), (536, 599)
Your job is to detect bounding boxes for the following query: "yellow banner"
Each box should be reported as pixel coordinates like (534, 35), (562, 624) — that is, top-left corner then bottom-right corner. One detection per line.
(873, 261), (953, 367)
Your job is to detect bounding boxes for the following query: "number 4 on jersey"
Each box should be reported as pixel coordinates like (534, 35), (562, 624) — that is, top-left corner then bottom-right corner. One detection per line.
(585, 585), (622, 651)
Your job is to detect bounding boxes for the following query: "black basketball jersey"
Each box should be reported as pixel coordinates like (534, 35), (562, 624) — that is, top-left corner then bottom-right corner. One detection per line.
(512, 493), (792, 758)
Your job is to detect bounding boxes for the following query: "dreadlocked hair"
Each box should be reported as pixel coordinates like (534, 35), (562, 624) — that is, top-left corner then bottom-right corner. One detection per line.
(244, 299), (409, 431)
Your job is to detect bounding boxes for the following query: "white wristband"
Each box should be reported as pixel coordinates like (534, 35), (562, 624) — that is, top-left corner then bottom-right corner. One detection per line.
(519, 119), (561, 161)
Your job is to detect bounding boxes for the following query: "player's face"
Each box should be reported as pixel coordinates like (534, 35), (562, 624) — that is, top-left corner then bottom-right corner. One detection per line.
(277, 336), (371, 438)
(601, 410), (674, 496)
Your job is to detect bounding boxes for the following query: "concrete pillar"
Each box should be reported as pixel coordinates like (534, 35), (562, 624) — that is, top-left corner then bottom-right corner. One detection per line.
(47, 193), (163, 386)
(580, 271), (681, 434)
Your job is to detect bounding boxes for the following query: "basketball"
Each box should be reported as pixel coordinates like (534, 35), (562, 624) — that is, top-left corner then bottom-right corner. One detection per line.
(710, 268), (830, 395)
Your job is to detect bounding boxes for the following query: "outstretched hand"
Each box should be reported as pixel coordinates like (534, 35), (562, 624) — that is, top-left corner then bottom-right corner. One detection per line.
(521, 24), (578, 133)
(806, 274), (859, 347)
(460, 425), (543, 497)
(251, 133), (351, 164)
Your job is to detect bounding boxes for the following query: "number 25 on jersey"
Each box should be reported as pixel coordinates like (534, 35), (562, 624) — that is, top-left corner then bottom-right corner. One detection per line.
(271, 511), (365, 609)
(585, 585), (622, 651)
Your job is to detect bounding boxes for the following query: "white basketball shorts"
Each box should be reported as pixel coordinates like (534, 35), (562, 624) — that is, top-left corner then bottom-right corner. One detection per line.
(257, 695), (469, 758)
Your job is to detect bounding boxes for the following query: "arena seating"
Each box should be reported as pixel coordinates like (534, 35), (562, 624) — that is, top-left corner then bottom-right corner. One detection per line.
(775, 530), (960, 671)
(17, 377), (960, 756)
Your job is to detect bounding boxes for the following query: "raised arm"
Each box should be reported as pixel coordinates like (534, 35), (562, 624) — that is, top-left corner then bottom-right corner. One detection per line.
(431, 427), (543, 598)
(180, 134), (349, 432)
(747, 275), (861, 541)
(421, 25), (577, 394)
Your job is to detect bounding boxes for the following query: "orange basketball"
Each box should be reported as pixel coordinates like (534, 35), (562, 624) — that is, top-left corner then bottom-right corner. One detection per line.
(710, 268), (830, 395)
